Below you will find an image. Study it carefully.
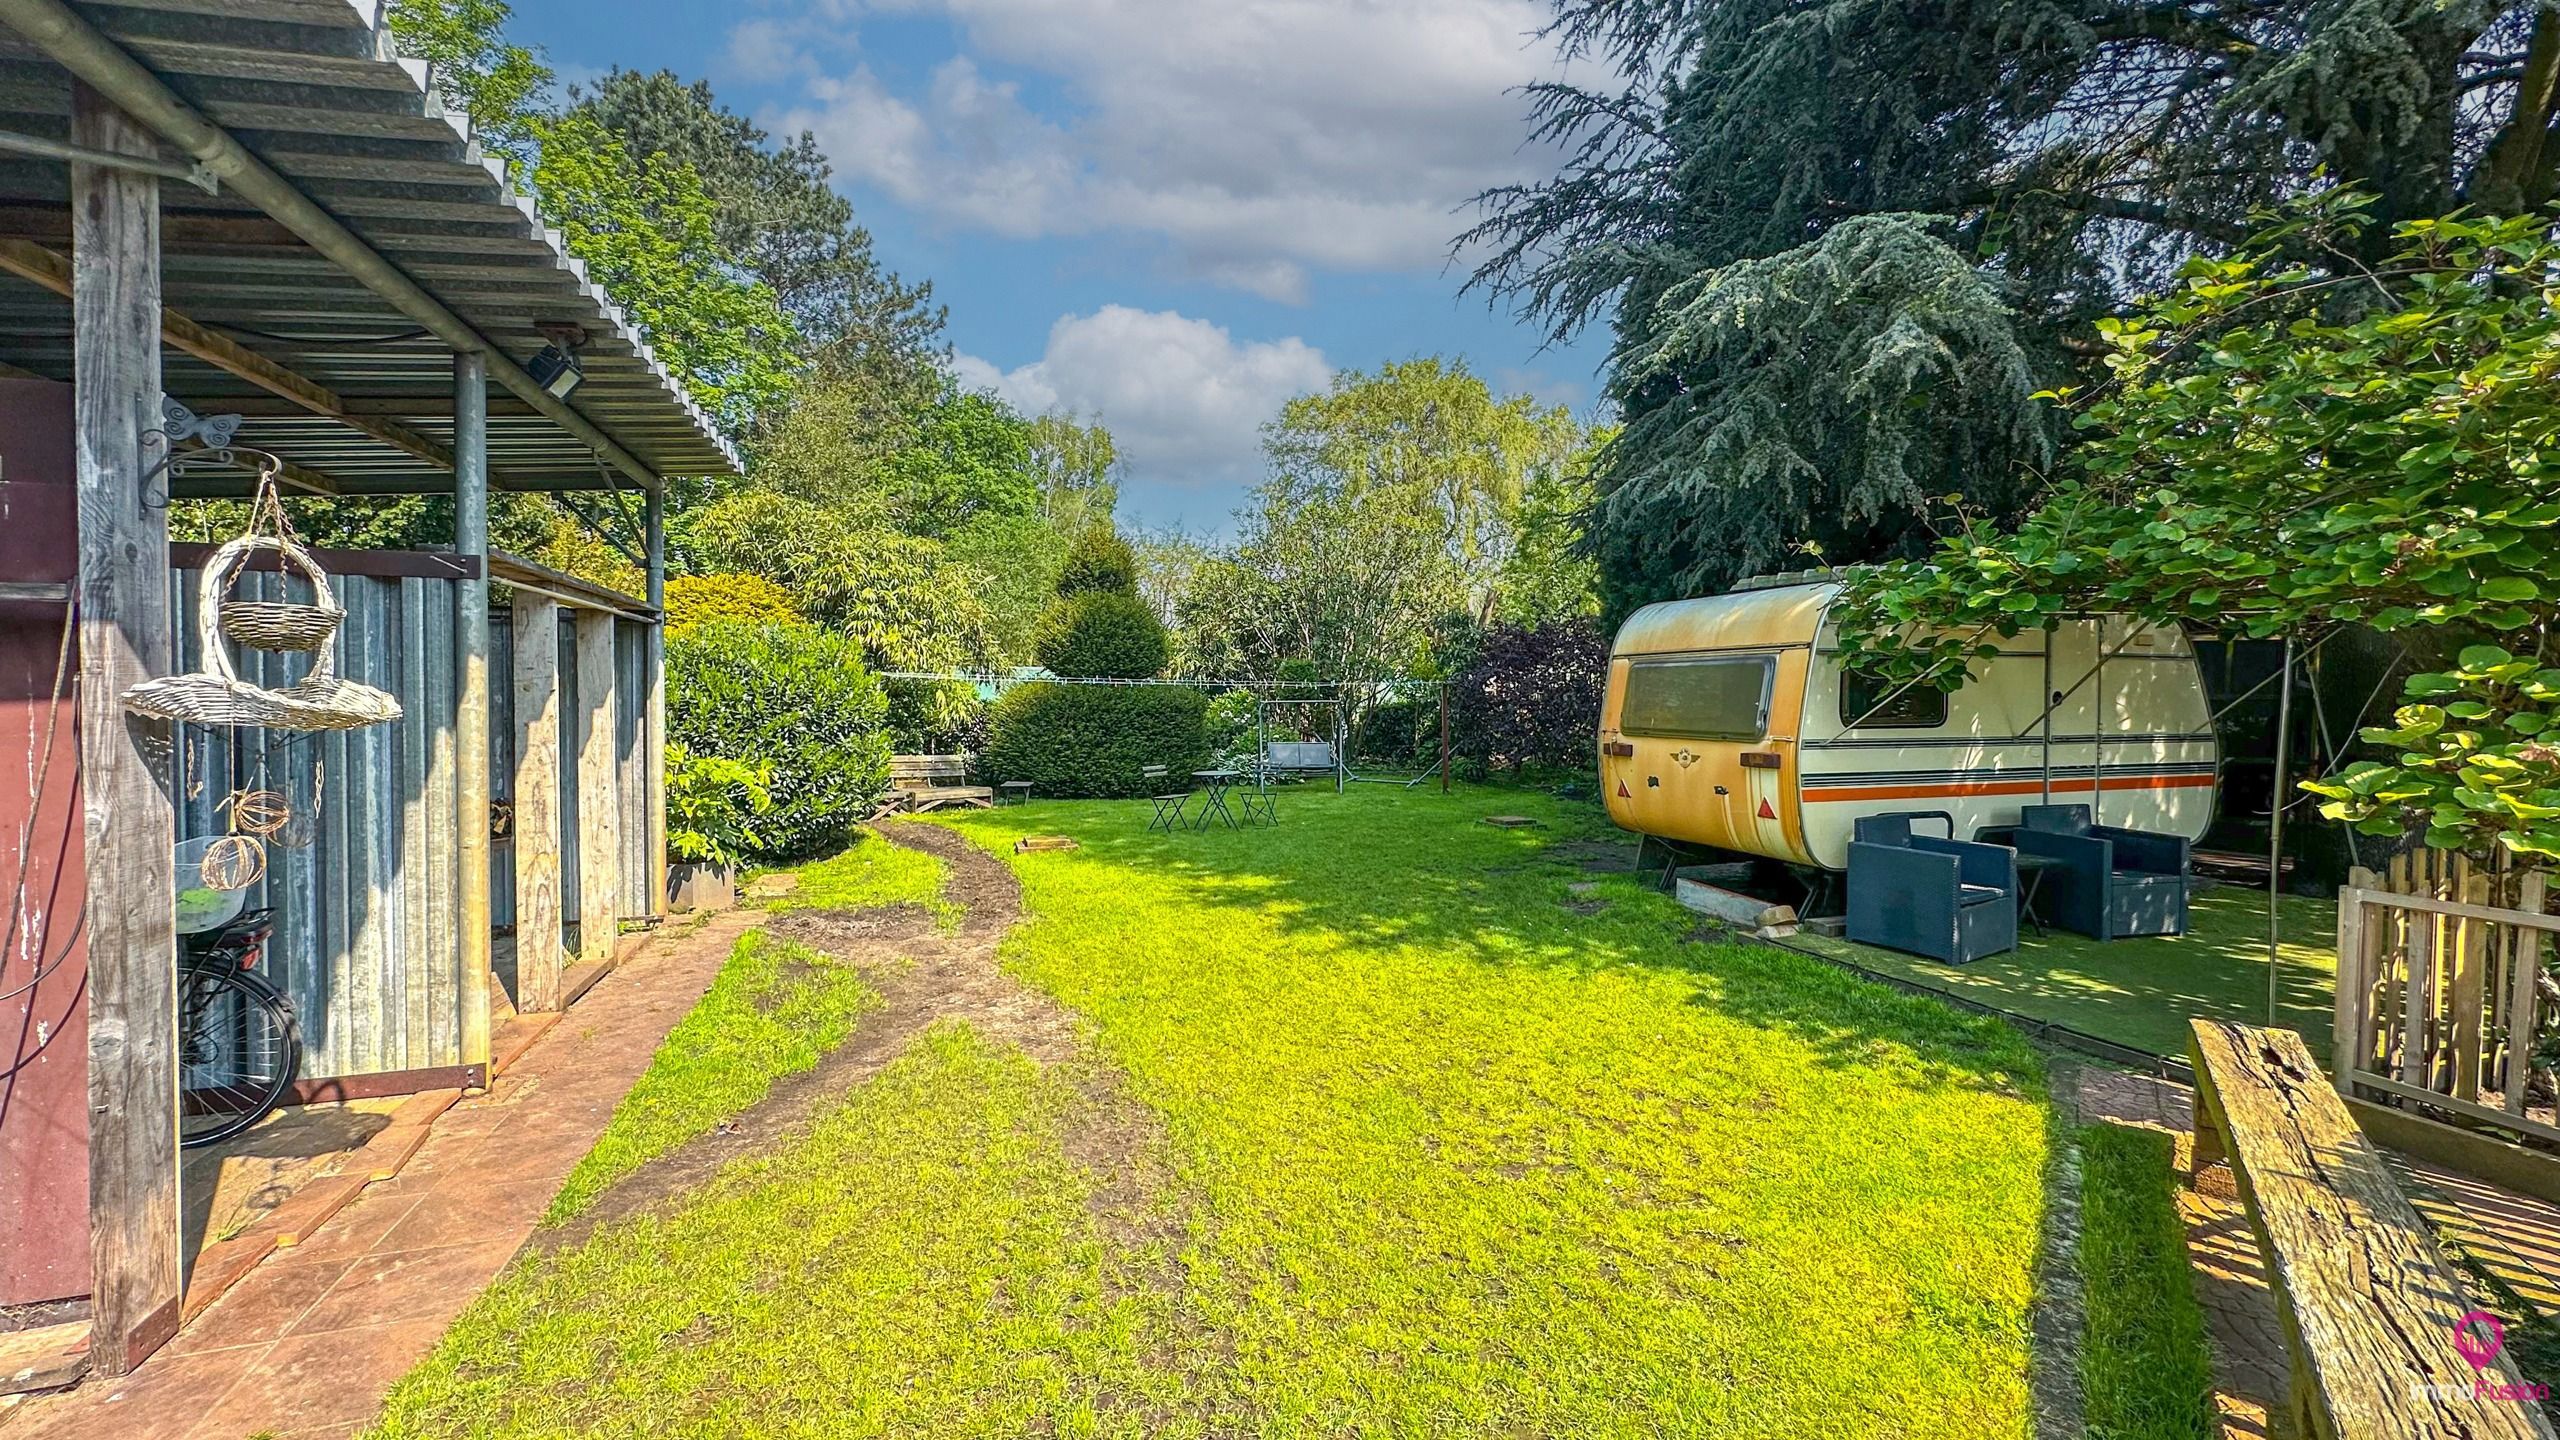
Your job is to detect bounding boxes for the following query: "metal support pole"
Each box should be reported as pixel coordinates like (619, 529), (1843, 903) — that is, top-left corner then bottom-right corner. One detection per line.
(454, 349), (492, 1071)
(645, 485), (667, 919)
(2091, 630), (2106, 826)
(2268, 633), (2296, 1025)
(2040, 628), (2054, 804)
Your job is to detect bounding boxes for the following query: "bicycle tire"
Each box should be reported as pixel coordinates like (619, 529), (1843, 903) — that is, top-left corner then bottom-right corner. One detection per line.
(177, 962), (302, 1150)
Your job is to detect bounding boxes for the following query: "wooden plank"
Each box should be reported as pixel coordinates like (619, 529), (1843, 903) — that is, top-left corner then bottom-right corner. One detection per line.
(2341, 885), (2560, 935)
(2511, 873), (2545, 1118)
(2334, 889), (2366, 1088)
(2454, 862), (2487, 1101)
(70, 83), (182, 1380)
(643, 488), (666, 920)
(2350, 1069), (2560, 1150)
(574, 609), (619, 966)
(454, 352), (492, 1059)
(0, 237), (451, 475)
(2402, 907), (2434, 1087)
(509, 595), (563, 1012)
(2191, 1020), (2555, 1440)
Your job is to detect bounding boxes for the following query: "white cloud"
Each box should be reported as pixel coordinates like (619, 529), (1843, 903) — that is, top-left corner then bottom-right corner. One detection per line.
(956, 306), (1331, 521)
(761, 0), (1566, 298)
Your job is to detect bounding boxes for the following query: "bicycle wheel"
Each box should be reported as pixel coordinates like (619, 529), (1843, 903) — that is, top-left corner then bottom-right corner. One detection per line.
(177, 963), (301, 1149)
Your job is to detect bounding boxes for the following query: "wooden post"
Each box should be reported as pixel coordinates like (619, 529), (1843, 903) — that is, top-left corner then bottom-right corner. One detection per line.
(2509, 871), (2546, 1116)
(644, 487), (666, 918)
(509, 596), (563, 1011)
(2332, 890), (2364, 1090)
(574, 610), (619, 963)
(453, 350), (492, 1066)
(70, 83), (180, 1378)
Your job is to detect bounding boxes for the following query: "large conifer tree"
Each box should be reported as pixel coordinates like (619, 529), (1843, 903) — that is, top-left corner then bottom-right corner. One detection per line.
(1473, 0), (2560, 610)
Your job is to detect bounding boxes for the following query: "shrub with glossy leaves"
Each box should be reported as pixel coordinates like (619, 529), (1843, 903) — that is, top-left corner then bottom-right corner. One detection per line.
(667, 621), (890, 860)
(979, 683), (1210, 798)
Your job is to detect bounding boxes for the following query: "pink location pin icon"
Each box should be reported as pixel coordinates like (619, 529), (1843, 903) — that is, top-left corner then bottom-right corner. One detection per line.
(2455, 1310), (2506, 1372)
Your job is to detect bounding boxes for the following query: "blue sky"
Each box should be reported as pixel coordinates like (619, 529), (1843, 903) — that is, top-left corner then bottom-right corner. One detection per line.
(509, 0), (1608, 531)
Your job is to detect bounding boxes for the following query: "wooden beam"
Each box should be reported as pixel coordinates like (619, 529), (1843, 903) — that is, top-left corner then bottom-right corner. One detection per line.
(70, 83), (181, 1380)
(574, 611), (619, 966)
(510, 595), (564, 1013)
(0, 201), (306, 250)
(0, 238), (454, 471)
(454, 351), (494, 1056)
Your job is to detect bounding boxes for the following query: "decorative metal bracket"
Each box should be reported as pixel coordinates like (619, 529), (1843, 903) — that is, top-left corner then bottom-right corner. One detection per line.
(142, 397), (260, 506)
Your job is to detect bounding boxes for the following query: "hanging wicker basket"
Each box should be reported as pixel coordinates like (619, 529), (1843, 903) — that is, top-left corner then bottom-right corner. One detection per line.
(216, 480), (344, 651)
(123, 460), (403, 733)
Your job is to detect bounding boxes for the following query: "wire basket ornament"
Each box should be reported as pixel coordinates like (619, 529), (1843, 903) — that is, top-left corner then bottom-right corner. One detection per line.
(199, 833), (266, 891)
(122, 454), (403, 733)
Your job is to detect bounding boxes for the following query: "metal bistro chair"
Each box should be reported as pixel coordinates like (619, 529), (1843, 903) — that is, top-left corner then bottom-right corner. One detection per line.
(2003, 803), (2192, 939)
(1846, 812), (2019, 965)
(1236, 764), (1276, 826)
(1143, 765), (1191, 834)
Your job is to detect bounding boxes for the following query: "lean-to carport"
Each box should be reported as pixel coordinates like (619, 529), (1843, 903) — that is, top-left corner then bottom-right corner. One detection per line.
(0, 0), (738, 1377)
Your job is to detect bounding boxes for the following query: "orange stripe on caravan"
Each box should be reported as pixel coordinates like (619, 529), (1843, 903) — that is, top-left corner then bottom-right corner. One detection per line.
(1804, 774), (2217, 803)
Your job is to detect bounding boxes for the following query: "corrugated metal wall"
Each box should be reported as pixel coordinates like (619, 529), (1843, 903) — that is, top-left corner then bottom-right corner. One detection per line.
(173, 564), (465, 1082)
(174, 562), (662, 1082)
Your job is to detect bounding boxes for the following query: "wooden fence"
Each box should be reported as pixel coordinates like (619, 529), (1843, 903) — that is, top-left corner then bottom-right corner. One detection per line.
(2333, 849), (2556, 1145)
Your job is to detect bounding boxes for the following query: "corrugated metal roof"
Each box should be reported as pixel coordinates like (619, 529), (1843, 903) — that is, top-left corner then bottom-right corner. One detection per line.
(0, 0), (743, 493)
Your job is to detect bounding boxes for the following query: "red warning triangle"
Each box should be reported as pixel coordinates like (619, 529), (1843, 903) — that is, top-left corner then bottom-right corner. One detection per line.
(1756, 799), (1777, 820)
(1616, 779), (1632, 799)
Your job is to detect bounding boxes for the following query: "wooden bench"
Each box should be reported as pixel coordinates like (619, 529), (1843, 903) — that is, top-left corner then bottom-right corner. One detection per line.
(885, 754), (993, 812)
(2188, 1019), (2555, 1440)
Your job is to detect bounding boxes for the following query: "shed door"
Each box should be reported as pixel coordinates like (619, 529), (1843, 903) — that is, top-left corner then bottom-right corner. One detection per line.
(0, 379), (91, 1307)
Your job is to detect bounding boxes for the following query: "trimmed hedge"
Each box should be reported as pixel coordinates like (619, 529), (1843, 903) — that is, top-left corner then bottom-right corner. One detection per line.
(666, 621), (891, 860)
(979, 682), (1210, 798)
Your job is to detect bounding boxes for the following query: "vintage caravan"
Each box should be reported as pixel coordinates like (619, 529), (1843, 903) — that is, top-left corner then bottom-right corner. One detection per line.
(1597, 577), (2220, 870)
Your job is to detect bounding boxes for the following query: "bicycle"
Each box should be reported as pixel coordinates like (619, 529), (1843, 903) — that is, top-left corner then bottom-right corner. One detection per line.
(178, 908), (302, 1149)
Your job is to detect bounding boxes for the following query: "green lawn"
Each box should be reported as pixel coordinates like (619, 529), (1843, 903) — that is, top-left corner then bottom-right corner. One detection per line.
(377, 787), (2076, 1438)
(765, 825), (953, 919)
(2077, 1125), (2216, 1440)
(1792, 886), (2339, 1064)
(543, 930), (878, 1223)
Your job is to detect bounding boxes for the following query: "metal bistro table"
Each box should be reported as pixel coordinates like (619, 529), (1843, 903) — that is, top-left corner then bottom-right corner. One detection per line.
(2010, 852), (2063, 937)
(1191, 769), (1243, 830)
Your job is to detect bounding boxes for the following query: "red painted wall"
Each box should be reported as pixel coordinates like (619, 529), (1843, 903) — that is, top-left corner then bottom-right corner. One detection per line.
(0, 378), (91, 1310)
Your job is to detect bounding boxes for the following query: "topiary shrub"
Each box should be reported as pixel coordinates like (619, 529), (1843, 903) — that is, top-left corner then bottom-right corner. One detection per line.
(979, 682), (1210, 798)
(1054, 526), (1140, 598)
(666, 621), (891, 860)
(664, 572), (800, 633)
(1034, 590), (1170, 680)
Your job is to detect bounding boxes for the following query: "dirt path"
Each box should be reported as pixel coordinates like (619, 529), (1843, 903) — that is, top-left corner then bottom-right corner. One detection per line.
(542, 820), (1136, 1252)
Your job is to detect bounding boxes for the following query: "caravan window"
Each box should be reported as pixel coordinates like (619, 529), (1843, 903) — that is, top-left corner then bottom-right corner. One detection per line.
(1840, 671), (1950, 729)
(1621, 656), (1773, 740)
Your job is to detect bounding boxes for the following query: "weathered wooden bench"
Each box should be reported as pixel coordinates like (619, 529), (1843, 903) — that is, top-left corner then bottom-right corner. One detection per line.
(2188, 1019), (2556, 1440)
(884, 753), (993, 812)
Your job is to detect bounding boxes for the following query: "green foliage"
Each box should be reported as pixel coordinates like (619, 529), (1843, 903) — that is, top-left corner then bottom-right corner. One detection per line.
(566, 68), (940, 363)
(1475, 0), (2560, 608)
(943, 513), (1072, 665)
(387, 0), (550, 156)
(2077, 1125), (2217, 1440)
(663, 572), (800, 633)
(1054, 527), (1140, 599)
(1034, 591), (1171, 681)
(2304, 645), (2560, 861)
(528, 112), (799, 437)
(681, 490), (995, 673)
(663, 743), (774, 869)
(979, 683), (1210, 798)
(1830, 198), (2560, 859)
(1599, 216), (2048, 604)
(1027, 414), (1119, 536)
(665, 622), (891, 861)
(877, 389), (1040, 539)
(1494, 449), (1607, 628)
